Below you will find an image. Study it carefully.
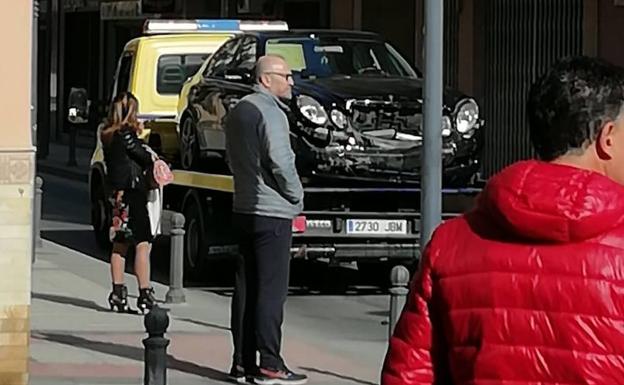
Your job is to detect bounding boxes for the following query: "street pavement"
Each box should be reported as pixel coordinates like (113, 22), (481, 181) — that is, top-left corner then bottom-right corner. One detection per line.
(31, 237), (389, 385)
(31, 150), (395, 384)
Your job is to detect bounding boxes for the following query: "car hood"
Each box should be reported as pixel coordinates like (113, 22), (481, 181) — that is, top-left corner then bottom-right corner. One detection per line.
(288, 75), (477, 186)
(293, 75), (462, 107)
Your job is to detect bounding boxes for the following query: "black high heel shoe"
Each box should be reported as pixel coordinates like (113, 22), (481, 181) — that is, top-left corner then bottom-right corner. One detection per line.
(137, 287), (156, 314)
(108, 284), (130, 313)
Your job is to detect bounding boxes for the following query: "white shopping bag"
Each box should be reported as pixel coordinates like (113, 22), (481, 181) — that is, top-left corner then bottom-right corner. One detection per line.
(146, 187), (163, 237)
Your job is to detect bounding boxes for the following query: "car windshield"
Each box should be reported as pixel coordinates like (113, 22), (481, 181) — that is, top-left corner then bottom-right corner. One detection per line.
(265, 36), (418, 79)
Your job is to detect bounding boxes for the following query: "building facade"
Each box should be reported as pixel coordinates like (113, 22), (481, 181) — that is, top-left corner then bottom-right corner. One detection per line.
(0, 1), (34, 383)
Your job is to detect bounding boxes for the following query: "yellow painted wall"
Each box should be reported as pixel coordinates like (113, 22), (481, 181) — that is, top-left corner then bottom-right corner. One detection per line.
(0, 0), (33, 149)
(0, 0), (33, 384)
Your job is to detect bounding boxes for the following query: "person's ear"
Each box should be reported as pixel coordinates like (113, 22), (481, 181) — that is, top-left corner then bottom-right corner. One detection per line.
(259, 73), (270, 87)
(596, 121), (617, 160)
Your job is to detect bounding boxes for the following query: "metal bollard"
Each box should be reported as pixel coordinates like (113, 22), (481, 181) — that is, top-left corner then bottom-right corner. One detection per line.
(388, 265), (410, 339)
(34, 176), (43, 249)
(165, 213), (186, 304)
(143, 304), (170, 385)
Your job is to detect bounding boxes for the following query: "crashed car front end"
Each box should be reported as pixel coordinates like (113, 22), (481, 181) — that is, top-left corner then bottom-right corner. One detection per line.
(289, 93), (484, 187)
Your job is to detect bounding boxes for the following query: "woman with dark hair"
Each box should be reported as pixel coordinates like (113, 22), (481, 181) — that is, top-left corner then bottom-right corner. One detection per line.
(101, 92), (156, 313)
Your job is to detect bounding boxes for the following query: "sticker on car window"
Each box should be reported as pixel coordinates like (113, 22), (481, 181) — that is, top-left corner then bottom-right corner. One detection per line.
(314, 45), (344, 54)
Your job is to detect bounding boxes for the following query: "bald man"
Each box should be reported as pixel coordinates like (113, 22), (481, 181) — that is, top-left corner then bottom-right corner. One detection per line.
(255, 54), (295, 100)
(224, 54), (307, 384)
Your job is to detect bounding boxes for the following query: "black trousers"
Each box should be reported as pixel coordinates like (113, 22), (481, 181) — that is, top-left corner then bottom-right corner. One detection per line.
(231, 213), (292, 370)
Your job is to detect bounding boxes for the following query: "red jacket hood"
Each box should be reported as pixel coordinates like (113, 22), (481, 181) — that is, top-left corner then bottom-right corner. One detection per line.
(477, 160), (624, 242)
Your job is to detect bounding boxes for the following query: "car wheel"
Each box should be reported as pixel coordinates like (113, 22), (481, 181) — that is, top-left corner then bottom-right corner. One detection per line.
(182, 196), (206, 281)
(180, 116), (199, 170)
(91, 182), (112, 250)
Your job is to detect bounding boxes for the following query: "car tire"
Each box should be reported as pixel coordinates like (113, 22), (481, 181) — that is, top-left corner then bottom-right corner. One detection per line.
(180, 116), (200, 170)
(182, 195), (206, 281)
(91, 180), (112, 251)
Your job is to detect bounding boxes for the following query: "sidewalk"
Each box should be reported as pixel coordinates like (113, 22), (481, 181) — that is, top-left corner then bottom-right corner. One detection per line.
(36, 142), (91, 182)
(31, 238), (383, 385)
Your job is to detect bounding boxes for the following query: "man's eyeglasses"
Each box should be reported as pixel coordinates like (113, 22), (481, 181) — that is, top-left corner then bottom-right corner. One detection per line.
(265, 72), (293, 81)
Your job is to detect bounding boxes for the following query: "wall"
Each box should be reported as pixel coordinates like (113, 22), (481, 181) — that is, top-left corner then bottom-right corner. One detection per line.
(330, 0), (355, 29)
(361, 0), (416, 64)
(182, 0), (220, 17)
(0, 0), (34, 383)
(473, 0), (584, 176)
(598, 0), (624, 66)
(457, 0), (475, 94)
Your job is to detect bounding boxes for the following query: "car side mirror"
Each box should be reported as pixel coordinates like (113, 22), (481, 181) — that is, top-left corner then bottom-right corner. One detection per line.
(67, 87), (89, 124)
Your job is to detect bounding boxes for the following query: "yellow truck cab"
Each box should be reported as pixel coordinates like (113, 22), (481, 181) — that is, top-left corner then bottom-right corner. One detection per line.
(85, 19), (286, 248)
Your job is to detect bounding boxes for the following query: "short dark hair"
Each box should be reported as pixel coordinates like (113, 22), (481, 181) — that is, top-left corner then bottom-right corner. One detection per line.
(527, 55), (624, 160)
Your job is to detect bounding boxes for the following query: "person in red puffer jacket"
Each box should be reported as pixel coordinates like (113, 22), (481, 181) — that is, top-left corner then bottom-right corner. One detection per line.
(381, 55), (624, 385)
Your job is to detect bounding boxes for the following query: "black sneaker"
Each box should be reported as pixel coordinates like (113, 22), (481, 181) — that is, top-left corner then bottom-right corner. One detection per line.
(253, 367), (308, 385)
(228, 364), (246, 384)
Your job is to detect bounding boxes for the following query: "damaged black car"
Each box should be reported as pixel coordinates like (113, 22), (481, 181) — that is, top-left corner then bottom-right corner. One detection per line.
(177, 29), (484, 187)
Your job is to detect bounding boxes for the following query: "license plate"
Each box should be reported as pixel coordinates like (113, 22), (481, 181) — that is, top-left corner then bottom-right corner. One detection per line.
(346, 219), (407, 235)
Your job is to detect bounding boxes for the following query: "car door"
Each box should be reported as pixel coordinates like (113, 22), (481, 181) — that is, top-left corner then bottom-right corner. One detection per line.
(206, 35), (259, 153)
(221, 35), (258, 112)
(193, 37), (242, 154)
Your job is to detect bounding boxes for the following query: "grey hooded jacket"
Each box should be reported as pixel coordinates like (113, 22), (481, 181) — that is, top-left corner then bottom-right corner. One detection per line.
(224, 85), (304, 219)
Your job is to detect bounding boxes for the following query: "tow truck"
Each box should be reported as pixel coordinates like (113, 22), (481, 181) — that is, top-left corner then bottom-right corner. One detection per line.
(76, 18), (482, 281)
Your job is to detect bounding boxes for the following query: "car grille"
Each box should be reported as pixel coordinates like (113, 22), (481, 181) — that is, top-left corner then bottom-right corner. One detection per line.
(348, 99), (423, 136)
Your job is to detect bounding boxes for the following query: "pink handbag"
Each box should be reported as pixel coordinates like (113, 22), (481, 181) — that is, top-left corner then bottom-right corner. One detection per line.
(152, 159), (173, 187)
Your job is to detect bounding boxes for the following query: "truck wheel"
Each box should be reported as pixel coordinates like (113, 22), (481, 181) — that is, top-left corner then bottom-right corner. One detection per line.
(180, 116), (199, 170)
(183, 196), (206, 281)
(91, 184), (111, 251)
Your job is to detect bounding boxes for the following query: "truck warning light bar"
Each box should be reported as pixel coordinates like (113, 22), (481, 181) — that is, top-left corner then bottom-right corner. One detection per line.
(143, 19), (289, 34)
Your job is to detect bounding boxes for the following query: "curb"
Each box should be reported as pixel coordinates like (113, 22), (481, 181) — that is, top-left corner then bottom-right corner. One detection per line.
(36, 162), (89, 183)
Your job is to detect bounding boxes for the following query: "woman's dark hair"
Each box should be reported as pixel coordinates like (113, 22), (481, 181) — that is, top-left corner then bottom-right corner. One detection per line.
(527, 55), (624, 161)
(101, 92), (141, 144)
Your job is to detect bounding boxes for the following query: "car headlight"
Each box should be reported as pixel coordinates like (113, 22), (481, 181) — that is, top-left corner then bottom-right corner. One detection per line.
(455, 99), (479, 133)
(442, 116), (452, 137)
(330, 109), (347, 129)
(297, 95), (328, 125)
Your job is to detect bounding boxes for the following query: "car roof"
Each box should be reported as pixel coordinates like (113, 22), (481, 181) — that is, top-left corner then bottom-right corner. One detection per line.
(244, 29), (384, 41)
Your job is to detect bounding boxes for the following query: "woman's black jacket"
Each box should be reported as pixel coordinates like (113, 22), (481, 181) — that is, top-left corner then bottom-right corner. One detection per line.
(102, 126), (153, 191)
